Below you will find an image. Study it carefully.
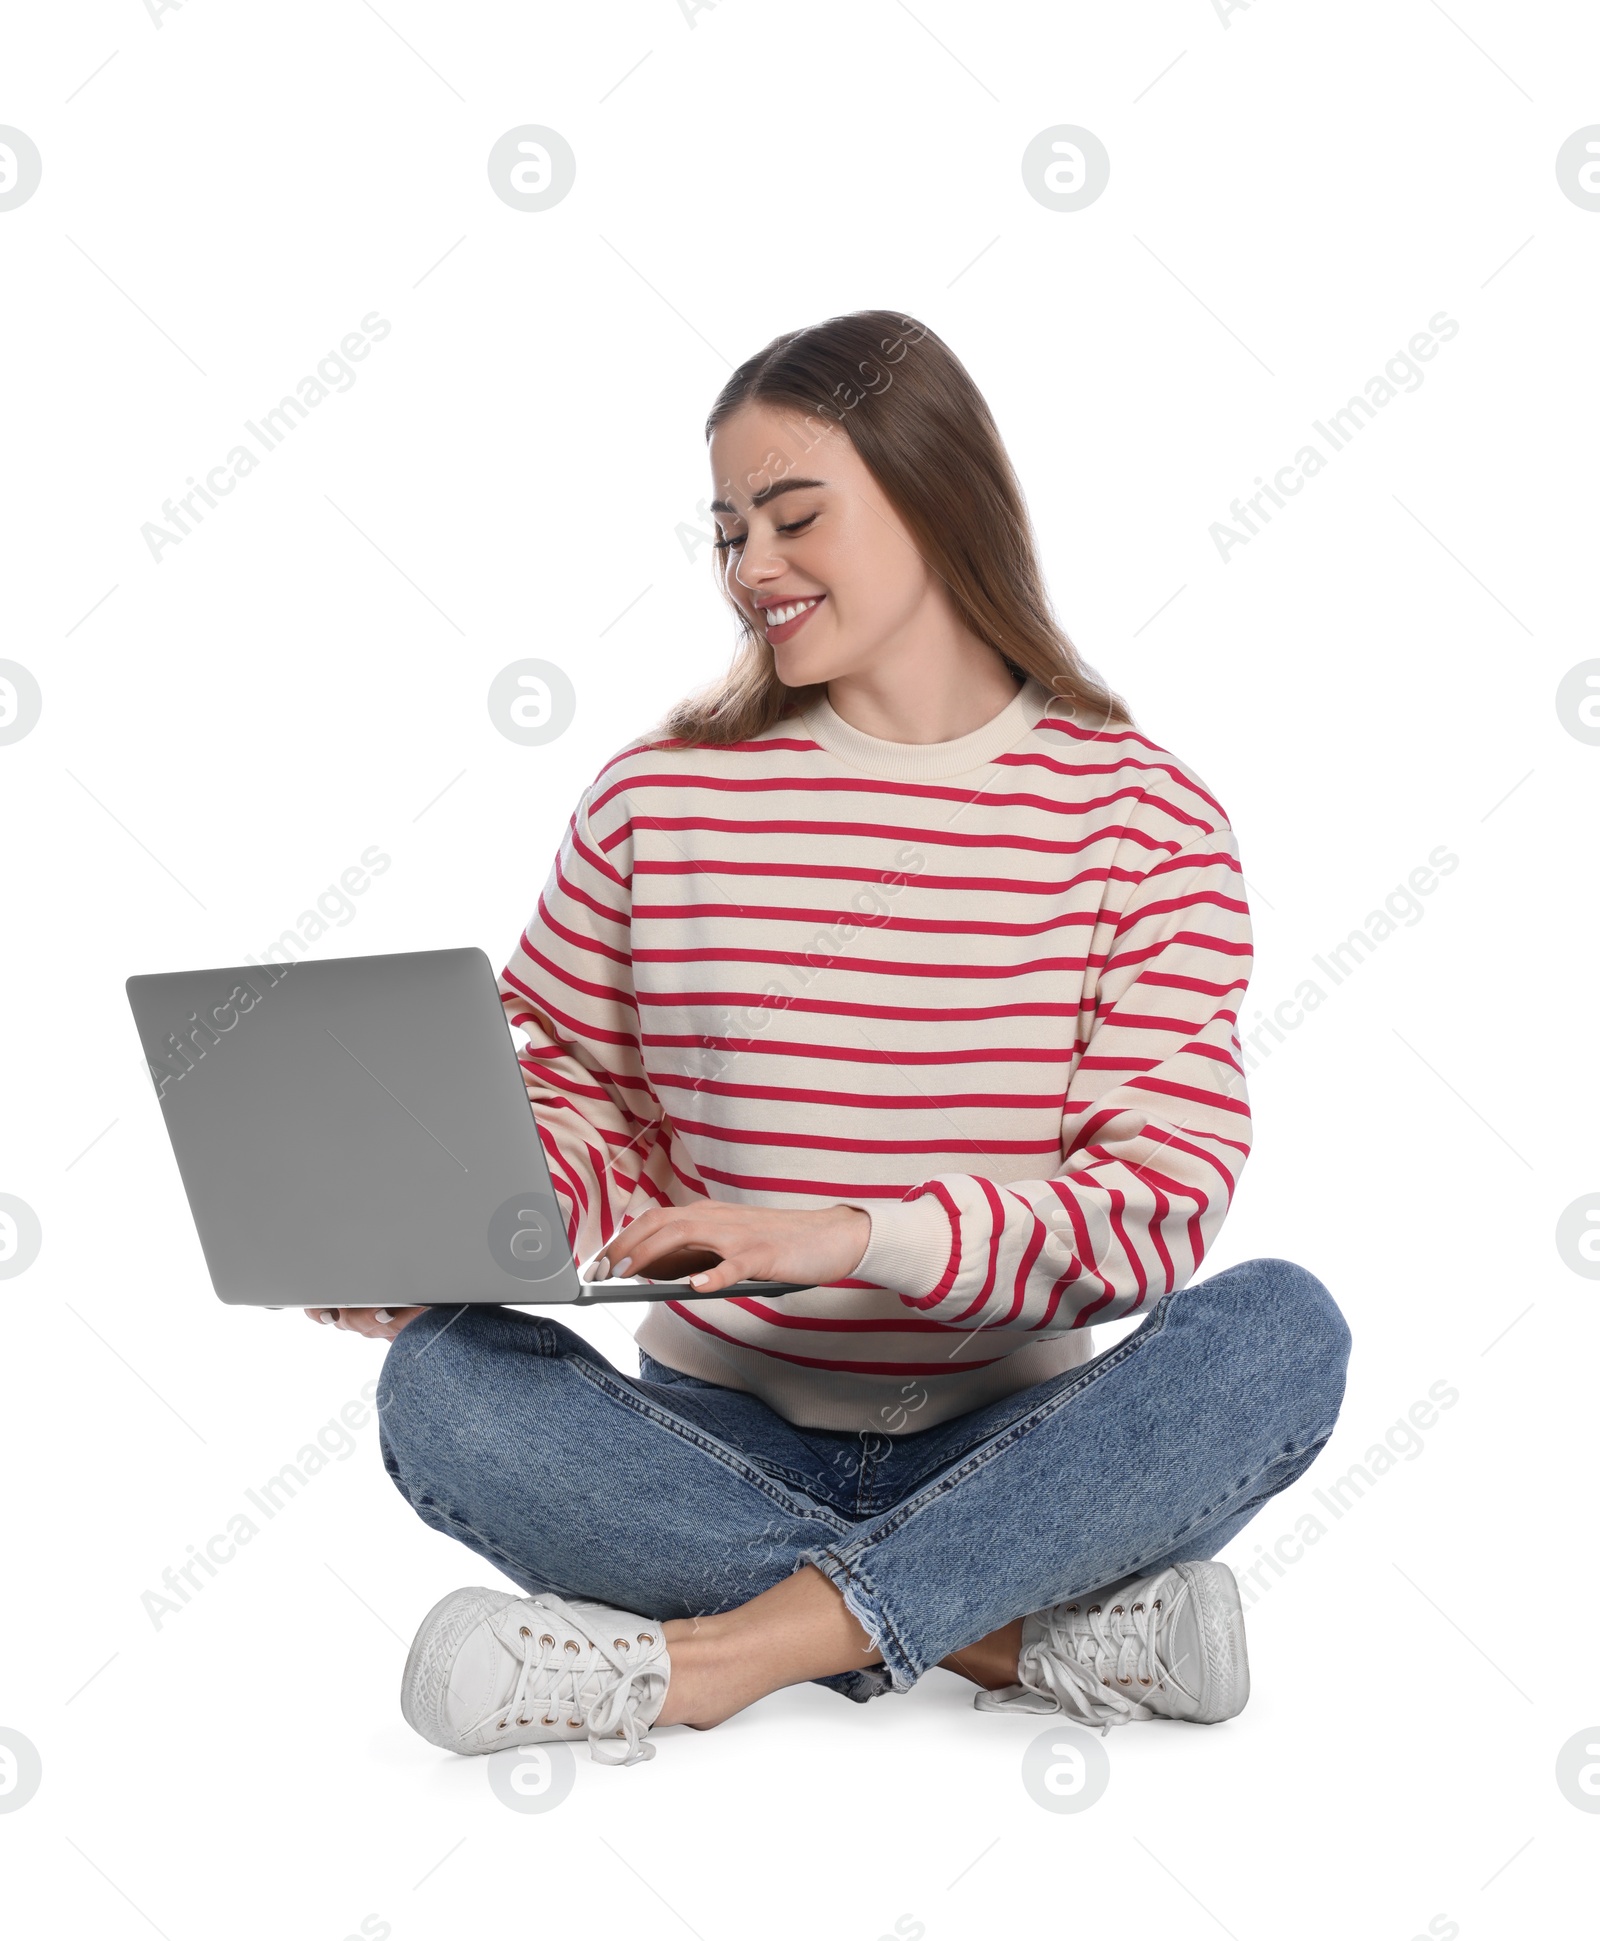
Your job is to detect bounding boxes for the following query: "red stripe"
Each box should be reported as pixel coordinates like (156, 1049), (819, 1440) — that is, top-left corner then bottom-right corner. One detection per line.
(895, 1182), (964, 1310)
(1002, 738), (1231, 826)
(997, 1194), (1049, 1330)
(720, 1300), (1033, 1336)
(1032, 1183), (1114, 1328)
(644, 1033), (1076, 1066)
(1125, 1073), (1252, 1120)
(552, 851), (629, 931)
(688, 1162), (1036, 1199)
(519, 1062), (658, 1132)
(591, 766), (1214, 830)
(571, 811), (629, 891)
(650, 1071), (1066, 1111)
(1113, 888), (1249, 943)
(944, 1176), (1007, 1322)
(630, 898), (1104, 940)
(665, 1114), (1062, 1158)
(1091, 1007), (1225, 1035)
(604, 814), (1187, 861)
(590, 732), (826, 785)
(635, 856), (1136, 897)
(501, 957), (642, 1043)
(631, 943), (1100, 980)
(534, 901), (633, 974)
(635, 988), (1087, 1023)
(663, 1300), (1015, 1376)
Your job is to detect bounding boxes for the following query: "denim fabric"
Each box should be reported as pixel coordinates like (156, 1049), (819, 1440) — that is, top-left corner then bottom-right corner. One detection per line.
(377, 1256), (1351, 1701)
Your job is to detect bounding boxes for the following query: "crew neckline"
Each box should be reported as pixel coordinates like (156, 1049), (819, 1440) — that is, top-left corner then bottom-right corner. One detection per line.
(798, 676), (1061, 781)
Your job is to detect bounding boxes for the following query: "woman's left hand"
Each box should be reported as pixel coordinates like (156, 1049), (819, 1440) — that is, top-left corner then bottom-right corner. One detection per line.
(303, 1306), (428, 1341)
(592, 1202), (871, 1297)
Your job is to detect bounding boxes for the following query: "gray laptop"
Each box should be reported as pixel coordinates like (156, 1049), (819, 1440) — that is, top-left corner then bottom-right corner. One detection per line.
(125, 946), (809, 1308)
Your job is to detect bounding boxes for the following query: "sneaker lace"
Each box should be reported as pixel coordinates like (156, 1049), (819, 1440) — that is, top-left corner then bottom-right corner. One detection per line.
(500, 1593), (665, 1767)
(1020, 1589), (1189, 1736)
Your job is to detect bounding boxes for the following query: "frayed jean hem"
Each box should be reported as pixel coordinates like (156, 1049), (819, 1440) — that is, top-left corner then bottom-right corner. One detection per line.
(799, 1544), (922, 1696)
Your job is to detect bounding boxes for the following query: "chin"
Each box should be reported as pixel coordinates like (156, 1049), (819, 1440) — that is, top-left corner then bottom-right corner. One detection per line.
(775, 642), (849, 689)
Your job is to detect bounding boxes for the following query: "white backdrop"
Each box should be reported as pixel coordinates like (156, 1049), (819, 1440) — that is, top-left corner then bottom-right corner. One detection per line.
(3, 2), (1596, 1936)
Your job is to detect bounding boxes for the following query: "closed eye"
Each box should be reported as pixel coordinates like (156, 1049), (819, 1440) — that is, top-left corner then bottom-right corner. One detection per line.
(713, 513), (817, 552)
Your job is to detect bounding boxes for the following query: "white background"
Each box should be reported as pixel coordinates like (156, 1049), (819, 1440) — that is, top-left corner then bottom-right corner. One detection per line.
(3, 1), (1596, 1935)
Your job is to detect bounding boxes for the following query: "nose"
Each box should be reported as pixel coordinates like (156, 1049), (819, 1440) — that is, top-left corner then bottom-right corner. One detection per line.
(733, 523), (786, 595)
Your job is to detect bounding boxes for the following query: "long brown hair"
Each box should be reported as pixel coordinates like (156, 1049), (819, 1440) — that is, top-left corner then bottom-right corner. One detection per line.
(656, 309), (1134, 746)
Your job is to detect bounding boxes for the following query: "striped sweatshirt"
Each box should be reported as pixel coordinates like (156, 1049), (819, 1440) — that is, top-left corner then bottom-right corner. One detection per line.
(496, 676), (1253, 1433)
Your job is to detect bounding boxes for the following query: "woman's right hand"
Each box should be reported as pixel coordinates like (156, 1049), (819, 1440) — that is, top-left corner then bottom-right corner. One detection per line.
(303, 1306), (427, 1342)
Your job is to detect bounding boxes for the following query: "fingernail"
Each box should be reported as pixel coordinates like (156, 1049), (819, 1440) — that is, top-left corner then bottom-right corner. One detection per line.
(614, 1256), (632, 1276)
(374, 1309), (394, 1324)
(318, 1311), (335, 1325)
(689, 1273), (705, 1286)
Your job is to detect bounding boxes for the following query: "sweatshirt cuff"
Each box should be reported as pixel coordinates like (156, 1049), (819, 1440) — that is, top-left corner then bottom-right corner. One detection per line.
(837, 1193), (957, 1304)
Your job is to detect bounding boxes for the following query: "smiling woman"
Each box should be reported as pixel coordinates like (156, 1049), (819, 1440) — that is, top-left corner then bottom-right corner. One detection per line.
(357, 308), (1352, 1775)
(667, 310), (1129, 747)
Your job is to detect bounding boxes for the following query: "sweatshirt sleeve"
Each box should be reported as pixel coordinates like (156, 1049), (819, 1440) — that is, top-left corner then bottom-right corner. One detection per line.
(837, 826), (1253, 1333)
(495, 781), (665, 1265)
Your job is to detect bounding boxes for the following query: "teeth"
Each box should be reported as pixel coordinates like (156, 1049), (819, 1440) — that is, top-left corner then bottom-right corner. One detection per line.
(766, 597), (819, 627)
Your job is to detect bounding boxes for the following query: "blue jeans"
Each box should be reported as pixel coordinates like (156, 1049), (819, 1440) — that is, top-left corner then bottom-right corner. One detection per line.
(377, 1256), (1350, 1701)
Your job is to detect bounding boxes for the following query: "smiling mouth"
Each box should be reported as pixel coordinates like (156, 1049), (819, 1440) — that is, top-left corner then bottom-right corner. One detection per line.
(761, 595), (824, 641)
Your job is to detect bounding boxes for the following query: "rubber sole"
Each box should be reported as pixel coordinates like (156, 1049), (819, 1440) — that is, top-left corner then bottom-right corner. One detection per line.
(398, 1586), (514, 1750)
(1175, 1560), (1251, 1723)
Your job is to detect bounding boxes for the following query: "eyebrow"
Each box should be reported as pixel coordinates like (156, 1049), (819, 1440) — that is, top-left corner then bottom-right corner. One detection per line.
(708, 477), (827, 517)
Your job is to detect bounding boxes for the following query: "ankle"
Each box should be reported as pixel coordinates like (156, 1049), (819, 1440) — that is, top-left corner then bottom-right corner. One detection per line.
(940, 1620), (1024, 1691)
(656, 1617), (743, 1729)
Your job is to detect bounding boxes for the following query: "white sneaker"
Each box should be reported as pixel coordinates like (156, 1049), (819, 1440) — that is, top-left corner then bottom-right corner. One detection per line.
(401, 1587), (671, 1767)
(974, 1560), (1249, 1733)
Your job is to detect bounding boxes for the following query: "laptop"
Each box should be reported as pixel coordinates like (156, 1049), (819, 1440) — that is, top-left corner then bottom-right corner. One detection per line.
(125, 946), (811, 1309)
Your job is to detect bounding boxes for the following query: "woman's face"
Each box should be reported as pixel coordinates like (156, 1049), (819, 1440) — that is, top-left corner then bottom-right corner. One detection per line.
(707, 402), (941, 688)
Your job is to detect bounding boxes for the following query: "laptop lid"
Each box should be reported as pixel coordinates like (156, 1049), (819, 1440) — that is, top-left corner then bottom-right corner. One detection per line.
(127, 947), (591, 1307)
(126, 946), (809, 1309)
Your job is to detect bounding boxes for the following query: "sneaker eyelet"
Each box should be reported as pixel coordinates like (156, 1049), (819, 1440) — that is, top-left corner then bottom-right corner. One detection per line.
(563, 1640), (580, 1655)
(1139, 1677), (1152, 1685)
(1087, 1604), (1102, 1614)
(1111, 1604), (1124, 1614)
(1132, 1602), (1144, 1613)
(1153, 1598), (1162, 1610)
(542, 1715), (557, 1726)
(615, 1637), (630, 1650)
(1065, 1604), (1079, 1614)
(638, 1632), (655, 1645)
(519, 1625), (531, 1638)
(539, 1633), (556, 1647)
(517, 1716), (531, 1725)
(1117, 1675), (1132, 1684)
(566, 1717), (582, 1729)
(497, 1720), (508, 1729)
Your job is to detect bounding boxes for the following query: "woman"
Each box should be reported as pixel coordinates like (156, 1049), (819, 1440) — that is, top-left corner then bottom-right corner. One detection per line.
(310, 310), (1351, 1768)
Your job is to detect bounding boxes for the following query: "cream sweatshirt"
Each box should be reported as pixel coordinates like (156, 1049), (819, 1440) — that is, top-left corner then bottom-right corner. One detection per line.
(496, 677), (1253, 1432)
